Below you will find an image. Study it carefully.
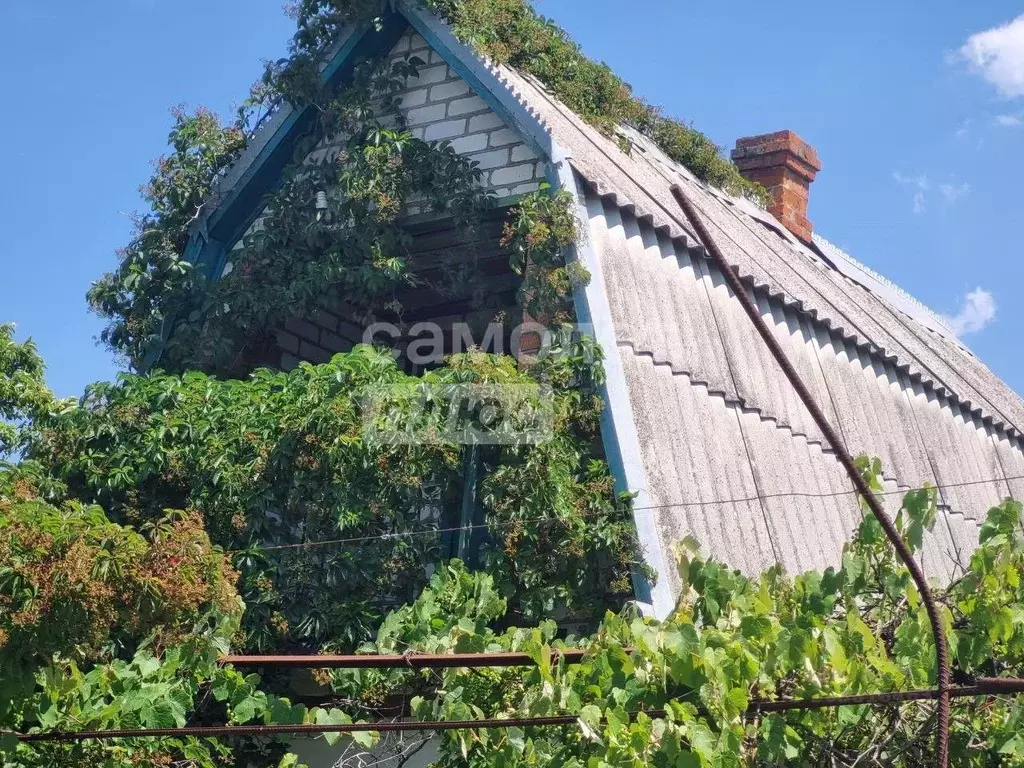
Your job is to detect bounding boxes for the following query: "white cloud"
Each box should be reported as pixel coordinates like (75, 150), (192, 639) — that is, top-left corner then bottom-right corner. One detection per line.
(955, 14), (1024, 98)
(995, 113), (1023, 126)
(892, 172), (930, 214)
(944, 287), (997, 336)
(893, 173), (971, 212)
(939, 181), (971, 203)
(955, 118), (973, 138)
(892, 171), (929, 187)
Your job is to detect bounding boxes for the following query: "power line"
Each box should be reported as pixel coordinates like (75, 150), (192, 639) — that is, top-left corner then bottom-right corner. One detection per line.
(229, 472), (1024, 555)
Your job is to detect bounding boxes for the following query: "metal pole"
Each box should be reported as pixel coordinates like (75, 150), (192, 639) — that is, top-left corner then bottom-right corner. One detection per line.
(10, 678), (1023, 743)
(668, 184), (951, 767)
(219, 649), (598, 669)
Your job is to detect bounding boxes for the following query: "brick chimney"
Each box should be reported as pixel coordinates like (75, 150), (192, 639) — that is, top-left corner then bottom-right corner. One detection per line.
(731, 130), (821, 243)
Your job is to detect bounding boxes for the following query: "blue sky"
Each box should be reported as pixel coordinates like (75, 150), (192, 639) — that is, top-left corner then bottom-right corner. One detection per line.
(1, 1), (1022, 398)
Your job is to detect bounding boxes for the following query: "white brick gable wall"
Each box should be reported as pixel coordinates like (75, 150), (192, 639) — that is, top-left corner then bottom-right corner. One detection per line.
(229, 26), (549, 267)
(299, 28), (549, 200)
(226, 25), (549, 370)
(384, 27), (548, 198)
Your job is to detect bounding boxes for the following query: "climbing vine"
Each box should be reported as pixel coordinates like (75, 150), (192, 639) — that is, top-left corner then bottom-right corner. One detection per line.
(502, 187), (589, 327)
(0, 325), (67, 459)
(25, 343), (639, 652)
(283, 0), (766, 202)
(87, 109), (248, 369)
(89, 0), (765, 373)
(74, 4), (648, 750)
(0, 464), (340, 768)
(8, 2), (1019, 766)
(162, 54), (501, 376)
(327, 468), (1024, 767)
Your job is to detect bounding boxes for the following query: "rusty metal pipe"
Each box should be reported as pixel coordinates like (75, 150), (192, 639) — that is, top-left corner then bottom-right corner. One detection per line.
(218, 649), (600, 669)
(669, 184), (951, 767)
(11, 678), (1024, 743)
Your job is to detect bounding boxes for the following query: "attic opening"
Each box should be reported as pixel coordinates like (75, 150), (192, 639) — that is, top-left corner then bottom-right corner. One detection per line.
(248, 205), (527, 375)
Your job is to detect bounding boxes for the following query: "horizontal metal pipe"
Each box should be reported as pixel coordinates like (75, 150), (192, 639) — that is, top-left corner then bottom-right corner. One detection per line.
(10, 679), (1024, 743)
(219, 650), (596, 669)
(753, 679), (1024, 712)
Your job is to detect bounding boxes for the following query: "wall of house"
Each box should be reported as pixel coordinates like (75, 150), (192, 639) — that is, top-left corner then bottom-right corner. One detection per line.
(267, 211), (522, 372)
(385, 26), (548, 199)
(583, 186), (1024, 595)
(300, 26), (549, 202)
(225, 25), (549, 371)
(276, 296), (367, 369)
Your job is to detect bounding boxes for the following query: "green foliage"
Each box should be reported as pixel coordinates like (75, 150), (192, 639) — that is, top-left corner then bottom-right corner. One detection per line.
(0, 466), (321, 768)
(0, 474), (240, 680)
(91, 48), (505, 374)
(26, 346), (638, 652)
(266, 0), (399, 107)
(1, 618), (335, 767)
(327, 559), (516, 706)
(87, 108), (248, 369)
(15, 2), (1020, 764)
(91, 0), (762, 370)
(0, 325), (61, 458)
(289, 0), (765, 203)
(161, 56), (495, 375)
(343, 480), (1024, 767)
(426, 0), (767, 200)
(502, 186), (589, 326)
(438, 0), (764, 199)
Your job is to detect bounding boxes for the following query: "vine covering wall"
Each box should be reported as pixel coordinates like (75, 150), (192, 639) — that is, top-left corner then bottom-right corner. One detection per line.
(6, 3), (1024, 767)
(80, 0), (629, 660)
(27, 343), (640, 652)
(87, 0), (764, 375)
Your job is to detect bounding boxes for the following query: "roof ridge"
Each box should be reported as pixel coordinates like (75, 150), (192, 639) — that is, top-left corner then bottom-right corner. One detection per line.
(811, 233), (959, 340)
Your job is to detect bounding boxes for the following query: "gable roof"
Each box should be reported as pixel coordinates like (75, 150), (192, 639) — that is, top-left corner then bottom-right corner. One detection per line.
(190, 2), (1024, 442)
(482, 63), (1024, 439)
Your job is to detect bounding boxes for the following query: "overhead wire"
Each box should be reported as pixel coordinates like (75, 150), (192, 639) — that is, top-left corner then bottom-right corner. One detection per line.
(227, 472), (1024, 555)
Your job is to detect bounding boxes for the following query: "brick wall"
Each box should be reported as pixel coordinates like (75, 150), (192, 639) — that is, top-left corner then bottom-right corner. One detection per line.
(301, 28), (549, 200)
(383, 27), (549, 198)
(229, 25), (549, 257)
(275, 297), (366, 371)
(274, 292), (522, 373)
(228, 25), (545, 371)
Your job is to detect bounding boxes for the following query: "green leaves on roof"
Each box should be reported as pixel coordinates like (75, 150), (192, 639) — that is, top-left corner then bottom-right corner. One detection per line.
(288, 0), (768, 203)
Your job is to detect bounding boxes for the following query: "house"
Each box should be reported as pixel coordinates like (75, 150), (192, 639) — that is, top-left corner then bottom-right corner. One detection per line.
(168, 1), (1024, 620)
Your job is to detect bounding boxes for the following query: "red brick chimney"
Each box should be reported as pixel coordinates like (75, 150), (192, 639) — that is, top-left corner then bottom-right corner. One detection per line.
(731, 130), (821, 243)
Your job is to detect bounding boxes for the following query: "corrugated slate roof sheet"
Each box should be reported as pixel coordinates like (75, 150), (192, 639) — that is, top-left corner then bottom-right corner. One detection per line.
(490, 65), (1024, 439)
(479, 59), (1024, 584)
